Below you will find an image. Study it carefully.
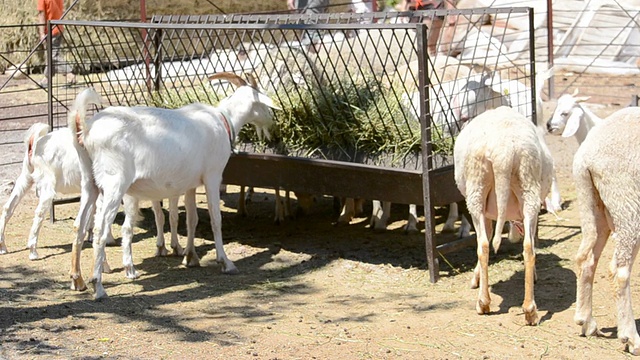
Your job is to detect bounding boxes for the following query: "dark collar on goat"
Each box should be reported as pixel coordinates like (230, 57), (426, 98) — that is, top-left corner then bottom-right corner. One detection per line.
(218, 110), (236, 152)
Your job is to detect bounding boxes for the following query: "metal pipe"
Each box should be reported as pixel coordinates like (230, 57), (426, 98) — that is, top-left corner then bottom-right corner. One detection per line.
(547, 0), (555, 98)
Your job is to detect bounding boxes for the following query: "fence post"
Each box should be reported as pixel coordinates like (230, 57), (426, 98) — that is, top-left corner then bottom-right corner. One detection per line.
(529, 7), (538, 125)
(154, 29), (163, 93)
(546, 0), (555, 99)
(417, 23), (438, 283)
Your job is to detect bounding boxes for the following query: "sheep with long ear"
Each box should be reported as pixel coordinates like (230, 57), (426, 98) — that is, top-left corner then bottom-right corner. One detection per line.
(70, 73), (279, 299)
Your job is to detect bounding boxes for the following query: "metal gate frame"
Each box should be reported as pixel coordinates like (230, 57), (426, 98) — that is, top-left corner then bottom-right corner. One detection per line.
(49, 7), (537, 282)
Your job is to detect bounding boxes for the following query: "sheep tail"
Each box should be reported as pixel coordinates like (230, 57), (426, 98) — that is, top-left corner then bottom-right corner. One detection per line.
(23, 122), (50, 172)
(491, 153), (515, 254)
(68, 88), (102, 147)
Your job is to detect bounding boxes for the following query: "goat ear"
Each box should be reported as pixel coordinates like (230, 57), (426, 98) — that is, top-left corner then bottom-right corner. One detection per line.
(571, 88), (580, 97)
(562, 112), (581, 137)
(575, 96), (591, 103)
(256, 91), (281, 110)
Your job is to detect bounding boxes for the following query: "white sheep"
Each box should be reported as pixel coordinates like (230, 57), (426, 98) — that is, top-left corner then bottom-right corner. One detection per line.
(70, 72), (279, 299)
(546, 90), (599, 143)
(572, 106), (640, 355)
(367, 67), (556, 235)
(454, 105), (553, 325)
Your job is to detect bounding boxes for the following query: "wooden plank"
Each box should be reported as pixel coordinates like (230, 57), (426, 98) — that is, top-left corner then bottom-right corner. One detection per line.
(222, 152), (463, 207)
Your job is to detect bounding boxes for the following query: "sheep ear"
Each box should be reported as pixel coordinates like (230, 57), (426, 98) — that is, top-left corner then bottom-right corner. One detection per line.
(562, 112), (581, 137)
(256, 91), (281, 110)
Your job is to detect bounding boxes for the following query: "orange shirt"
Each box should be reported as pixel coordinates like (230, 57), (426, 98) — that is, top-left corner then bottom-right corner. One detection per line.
(37, 0), (64, 36)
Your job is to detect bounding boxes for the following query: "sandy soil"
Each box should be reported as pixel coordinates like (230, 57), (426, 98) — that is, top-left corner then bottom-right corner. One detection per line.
(0, 100), (637, 360)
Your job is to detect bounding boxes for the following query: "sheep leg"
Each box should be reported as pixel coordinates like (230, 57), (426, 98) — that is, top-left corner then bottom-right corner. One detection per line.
(238, 186), (247, 217)
(471, 213), (492, 315)
(610, 233), (640, 355)
(574, 190), (610, 337)
(120, 195), (140, 279)
(370, 200), (391, 231)
(182, 189), (200, 267)
(168, 196), (183, 256)
(403, 204), (419, 234)
(469, 217), (492, 289)
(204, 179), (238, 274)
(521, 210), (539, 326)
(609, 234), (640, 354)
(152, 200), (169, 257)
(274, 187), (285, 224)
(0, 172), (34, 254)
(338, 198), (356, 225)
(441, 202), (458, 233)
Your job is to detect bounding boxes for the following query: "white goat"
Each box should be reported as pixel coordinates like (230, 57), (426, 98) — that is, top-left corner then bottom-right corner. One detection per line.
(572, 107), (640, 355)
(454, 106), (553, 325)
(70, 73), (278, 299)
(0, 97), (185, 267)
(0, 120), (113, 260)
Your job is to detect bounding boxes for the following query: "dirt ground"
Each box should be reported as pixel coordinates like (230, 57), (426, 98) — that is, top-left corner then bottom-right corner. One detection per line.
(0, 100), (637, 360)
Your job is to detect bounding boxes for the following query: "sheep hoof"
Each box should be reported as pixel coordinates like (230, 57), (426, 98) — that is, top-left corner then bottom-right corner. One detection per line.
(70, 276), (87, 292)
(182, 253), (200, 267)
(171, 246), (185, 257)
(576, 316), (601, 337)
(476, 299), (490, 315)
(441, 223), (456, 233)
(403, 224), (420, 234)
(469, 274), (480, 289)
(102, 260), (113, 274)
(28, 247), (39, 260)
(221, 262), (239, 274)
(155, 247), (169, 257)
(524, 309), (539, 326)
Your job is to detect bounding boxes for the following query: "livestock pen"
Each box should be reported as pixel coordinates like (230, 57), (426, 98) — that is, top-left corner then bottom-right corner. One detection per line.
(47, 8), (538, 282)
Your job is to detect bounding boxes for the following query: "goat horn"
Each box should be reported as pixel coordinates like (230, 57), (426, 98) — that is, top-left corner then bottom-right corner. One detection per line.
(243, 72), (258, 89)
(208, 72), (248, 87)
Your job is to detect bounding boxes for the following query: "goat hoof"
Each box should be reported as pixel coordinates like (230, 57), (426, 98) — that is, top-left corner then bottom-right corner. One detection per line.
(124, 266), (139, 279)
(0, 243), (7, 254)
(29, 248), (39, 260)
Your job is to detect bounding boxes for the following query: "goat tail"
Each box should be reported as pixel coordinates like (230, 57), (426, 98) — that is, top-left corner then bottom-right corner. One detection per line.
(23, 122), (50, 172)
(68, 88), (102, 146)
